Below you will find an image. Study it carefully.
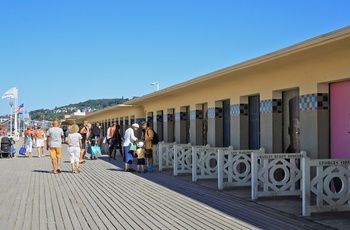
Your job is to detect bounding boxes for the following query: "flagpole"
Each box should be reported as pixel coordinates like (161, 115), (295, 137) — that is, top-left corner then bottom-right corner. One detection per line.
(14, 87), (18, 140)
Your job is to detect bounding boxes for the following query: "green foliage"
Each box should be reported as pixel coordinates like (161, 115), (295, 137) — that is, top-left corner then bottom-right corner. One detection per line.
(29, 98), (129, 121)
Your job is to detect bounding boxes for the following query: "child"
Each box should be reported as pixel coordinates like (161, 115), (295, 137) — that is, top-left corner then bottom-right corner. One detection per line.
(9, 137), (16, 158)
(67, 124), (82, 173)
(136, 142), (146, 173)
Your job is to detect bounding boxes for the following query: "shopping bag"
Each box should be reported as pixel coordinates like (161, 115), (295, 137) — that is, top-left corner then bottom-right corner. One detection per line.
(129, 143), (137, 152)
(90, 145), (102, 157)
(19, 146), (26, 155)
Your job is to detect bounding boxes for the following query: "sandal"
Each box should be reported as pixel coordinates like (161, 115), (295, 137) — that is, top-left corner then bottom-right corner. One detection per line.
(71, 170), (75, 173)
(57, 169), (61, 173)
(77, 167), (81, 173)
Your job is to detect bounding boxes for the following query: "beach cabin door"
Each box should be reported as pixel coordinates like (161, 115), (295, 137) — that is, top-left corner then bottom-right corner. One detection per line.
(330, 81), (350, 158)
(249, 95), (260, 149)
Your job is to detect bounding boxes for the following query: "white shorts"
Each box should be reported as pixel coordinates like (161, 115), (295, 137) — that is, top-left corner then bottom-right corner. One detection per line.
(25, 142), (33, 153)
(36, 139), (45, 147)
(68, 146), (80, 164)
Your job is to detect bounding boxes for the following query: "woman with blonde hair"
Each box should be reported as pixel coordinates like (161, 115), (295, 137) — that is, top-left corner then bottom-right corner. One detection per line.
(67, 124), (82, 173)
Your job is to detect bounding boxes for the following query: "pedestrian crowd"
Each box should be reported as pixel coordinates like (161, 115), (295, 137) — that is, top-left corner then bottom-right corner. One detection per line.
(18, 119), (156, 174)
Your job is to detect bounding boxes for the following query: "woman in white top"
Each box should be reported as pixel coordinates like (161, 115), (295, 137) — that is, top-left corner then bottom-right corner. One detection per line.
(67, 124), (82, 173)
(123, 123), (139, 172)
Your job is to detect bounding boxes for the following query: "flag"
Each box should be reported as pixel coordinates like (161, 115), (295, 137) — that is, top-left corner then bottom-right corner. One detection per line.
(2, 87), (18, 99)
(20, 110), (29, 120)
(14, 103), (24, 113)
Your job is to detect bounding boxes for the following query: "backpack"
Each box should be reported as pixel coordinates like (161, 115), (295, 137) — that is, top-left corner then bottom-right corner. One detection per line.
(148, 129), (159, 145)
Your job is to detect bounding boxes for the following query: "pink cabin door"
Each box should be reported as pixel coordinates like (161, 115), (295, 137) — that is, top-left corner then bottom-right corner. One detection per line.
(330, 81), (350, 159)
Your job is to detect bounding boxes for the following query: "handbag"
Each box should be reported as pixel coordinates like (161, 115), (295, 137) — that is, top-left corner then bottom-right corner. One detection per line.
(19, 146), (26, 155)
(129, 143), (137, 152)
(90, 145), (102, 157)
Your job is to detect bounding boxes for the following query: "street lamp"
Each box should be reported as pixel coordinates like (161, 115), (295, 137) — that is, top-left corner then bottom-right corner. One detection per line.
(9, 101), (13, 136)
(151, 82), (159, 91)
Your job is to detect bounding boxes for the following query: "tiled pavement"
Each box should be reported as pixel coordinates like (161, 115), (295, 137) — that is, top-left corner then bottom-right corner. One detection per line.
(0, 140), (349, 230)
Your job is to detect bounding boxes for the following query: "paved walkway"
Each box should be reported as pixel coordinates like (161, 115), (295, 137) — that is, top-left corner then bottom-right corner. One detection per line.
(0, 140), (349, 230)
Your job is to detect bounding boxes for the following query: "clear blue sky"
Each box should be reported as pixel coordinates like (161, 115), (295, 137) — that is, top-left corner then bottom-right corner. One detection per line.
(1, 0), (350, 116)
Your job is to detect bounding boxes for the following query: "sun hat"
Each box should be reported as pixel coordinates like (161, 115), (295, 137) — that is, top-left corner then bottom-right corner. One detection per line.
(131, 123), (139, 128)
(137, 141), (144, 147)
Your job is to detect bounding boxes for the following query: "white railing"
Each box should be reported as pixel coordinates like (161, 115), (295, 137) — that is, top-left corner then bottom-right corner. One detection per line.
(251, 151), (306, 200)
(152, 144), (159, 166)
(158, 142), (192, 171)
(192, 146), (233, 182)
(302, 158), (350, 216)
(158, 142), (176, 171)
(173, 144), (197, 176)
(217, 148), (265, 190)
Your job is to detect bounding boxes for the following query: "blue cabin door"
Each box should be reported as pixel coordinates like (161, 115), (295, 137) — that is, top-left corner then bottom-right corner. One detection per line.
(249, 95), (260, 149)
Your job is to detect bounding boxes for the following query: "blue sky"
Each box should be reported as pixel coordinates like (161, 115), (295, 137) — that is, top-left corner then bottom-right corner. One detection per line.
(1, 0), (350, 116)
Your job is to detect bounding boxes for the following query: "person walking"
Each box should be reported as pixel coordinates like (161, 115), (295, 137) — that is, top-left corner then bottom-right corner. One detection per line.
(79, 120), (89, 163)
(24, 126), (34, 158)
(67, 124), (82, 173)
(123, 123), (139, 172)
(106, 122), (117, 144)
(108, 124), (123, 160)
(46, 120), (64, 174)
(90, 123), (101, 160)
(35, 126), (45, 157)
(141, 121), (155, 172)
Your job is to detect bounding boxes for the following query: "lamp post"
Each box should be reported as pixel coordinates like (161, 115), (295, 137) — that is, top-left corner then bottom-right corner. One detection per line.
(9, 101), (13, 136)
(151, 82), (159, 91)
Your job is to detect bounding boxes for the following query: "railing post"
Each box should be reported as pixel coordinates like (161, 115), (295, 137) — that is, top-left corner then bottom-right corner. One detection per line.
(218, 149), (224, 190)
(173, 145), (178, 176)
(192, 146), (197, 182)
(158, 142), (163, 172)
(302, 156), (310, 216)
(251, 152), (258, 200)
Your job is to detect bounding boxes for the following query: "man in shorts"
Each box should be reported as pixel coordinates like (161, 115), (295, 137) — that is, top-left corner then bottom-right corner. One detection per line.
(46, 120), (64, 174)
(141, 121), (154, 172)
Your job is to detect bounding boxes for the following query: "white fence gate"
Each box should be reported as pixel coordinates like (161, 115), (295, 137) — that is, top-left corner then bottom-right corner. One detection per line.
(173, 144), (198, 176)
(302, 157), (350, 216)
(158, 143), (192, 171)
(192, 146), (233, 182)
(217, 148), (265, 190)
(251, 152), (306, 200)
(152, 144), (159, 167)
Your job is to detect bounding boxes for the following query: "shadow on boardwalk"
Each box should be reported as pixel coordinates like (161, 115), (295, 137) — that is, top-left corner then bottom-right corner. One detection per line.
(100, 154), (349, 230)
(0, 142), (348, 230)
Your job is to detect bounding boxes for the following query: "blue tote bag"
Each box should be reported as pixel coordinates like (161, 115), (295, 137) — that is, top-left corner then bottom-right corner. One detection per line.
(90, 145), (102, 157)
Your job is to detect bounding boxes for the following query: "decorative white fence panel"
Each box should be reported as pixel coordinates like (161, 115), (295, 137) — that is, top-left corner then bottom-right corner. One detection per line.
(251, 151), (306, 200)
(302, 158), (350, 216)
(158, 142), (176, 171)
(217, 148), (265, 190)
(192, 146), (233, 182)
(158, 142), (191, 171)
(152, 144), (159, 167)
(173, 144), (199, 176)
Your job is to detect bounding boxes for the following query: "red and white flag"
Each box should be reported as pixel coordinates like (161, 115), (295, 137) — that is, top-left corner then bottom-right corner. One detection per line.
(14, 103), (24, 113)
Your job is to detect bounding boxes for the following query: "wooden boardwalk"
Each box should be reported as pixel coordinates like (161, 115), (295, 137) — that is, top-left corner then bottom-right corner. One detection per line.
(0, 141), (344, 230)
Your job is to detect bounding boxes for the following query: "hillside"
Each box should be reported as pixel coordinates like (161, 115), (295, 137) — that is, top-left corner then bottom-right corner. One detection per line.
(30, 98), (130, 121)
